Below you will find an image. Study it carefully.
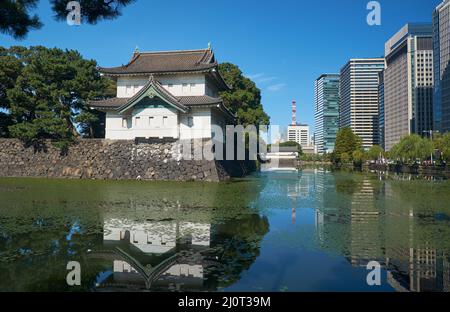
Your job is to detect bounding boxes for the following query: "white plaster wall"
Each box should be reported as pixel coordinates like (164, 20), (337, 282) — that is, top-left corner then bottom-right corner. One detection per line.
(132, 106), (179, 139)
(105, 113), (133, 140)
(117, 77), (148, 98)
(157, 74), (205, 96)
(179, 108), (212, 140)
(105, 107), (179, 140)
(116, 74), (207, 98)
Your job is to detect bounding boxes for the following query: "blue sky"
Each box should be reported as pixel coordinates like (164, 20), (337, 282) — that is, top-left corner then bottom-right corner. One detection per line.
(0, 0), (442, 132)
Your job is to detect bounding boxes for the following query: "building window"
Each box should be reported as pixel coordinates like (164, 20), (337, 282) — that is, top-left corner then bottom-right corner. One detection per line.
(168, 83), (174, 89)
(134, 85), (140, 93)
(163, 116), (168, 126)
(188, 116), (194, 128)
(182, 83), (189, 93)
(135, 117), (140, 127)
(190, 83), (196, 92)
(149, 117), (154, 126)
(122, 118), (128, 128)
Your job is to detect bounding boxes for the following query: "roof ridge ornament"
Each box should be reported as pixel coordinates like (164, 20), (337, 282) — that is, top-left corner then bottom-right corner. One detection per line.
(208, 42), (212, 50)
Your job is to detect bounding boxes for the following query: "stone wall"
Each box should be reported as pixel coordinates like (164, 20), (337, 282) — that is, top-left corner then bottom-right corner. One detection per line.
(0, 139), (255, 182)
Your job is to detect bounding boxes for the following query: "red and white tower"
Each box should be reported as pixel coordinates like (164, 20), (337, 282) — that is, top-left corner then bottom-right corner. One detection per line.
(292, 100), (297, 126)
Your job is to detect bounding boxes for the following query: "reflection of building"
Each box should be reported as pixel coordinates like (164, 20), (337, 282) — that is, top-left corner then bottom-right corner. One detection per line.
(387, 247), (450, 292)
(350, 178), (383, 266)
(383, 182), (450, 292)
(97, 219), (211, 290)
(104, 220), (210, 254)
(311, 171), (449, 292)
(384, 23), (434, 151)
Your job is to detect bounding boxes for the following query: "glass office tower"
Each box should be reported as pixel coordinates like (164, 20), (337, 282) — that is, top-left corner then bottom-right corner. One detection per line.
(314, 74), (340, 154)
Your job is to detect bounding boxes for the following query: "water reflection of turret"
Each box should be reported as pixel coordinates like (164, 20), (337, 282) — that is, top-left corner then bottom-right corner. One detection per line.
(384, 180), (450, 292)
(90, 219), (211, 291)
(90, 209), (269, 292)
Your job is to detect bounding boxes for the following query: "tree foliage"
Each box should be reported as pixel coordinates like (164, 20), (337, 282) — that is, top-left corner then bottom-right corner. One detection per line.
(433, 132), (450, 163)
(0, 0), (135, 39)
(0, 46), (115, 148)
(218, 63), (270, 126)
(367, 145), (384, 161)
(332, 127), (362, 164)
(50, 0), (135, 24)
(0, 0), (42, 39)
(389, 134), (433, 164)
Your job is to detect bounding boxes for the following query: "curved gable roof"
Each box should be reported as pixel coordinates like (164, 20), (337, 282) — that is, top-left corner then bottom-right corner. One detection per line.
(99, 49), (217, 75)
(117, 76), (189, 113)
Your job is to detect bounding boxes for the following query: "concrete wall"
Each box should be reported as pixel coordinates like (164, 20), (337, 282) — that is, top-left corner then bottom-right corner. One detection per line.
(0, 139), (256, 182)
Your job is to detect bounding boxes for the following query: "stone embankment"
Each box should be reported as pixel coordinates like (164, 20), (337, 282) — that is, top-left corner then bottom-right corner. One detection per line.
(0, 139), (255, 182)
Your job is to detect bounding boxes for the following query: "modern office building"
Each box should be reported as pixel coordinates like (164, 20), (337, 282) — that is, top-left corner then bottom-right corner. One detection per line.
(378, 71), (385, 150)
(314, 74), (340, 154)
(384, 23), (434, 151)
(288, 124), (311, 147)
(433, 0), (450, 133)
(339, 58), (385, 149)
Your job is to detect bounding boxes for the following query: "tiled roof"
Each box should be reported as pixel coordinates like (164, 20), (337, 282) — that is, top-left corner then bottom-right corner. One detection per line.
(89, 95), (223, 109)
(178, 96), (222, 106)
(89, 97), (127, 108)
(99, 49), (217, 75)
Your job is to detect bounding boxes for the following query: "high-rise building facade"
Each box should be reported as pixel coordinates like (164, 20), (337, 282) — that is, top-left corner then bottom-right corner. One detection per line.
(288, 124), (311, 147)
(384, 23), (434, 151)
(339, 58), (385, 149)
(314, 74), (340, 154)
(378, 71), (385, 150)
(433, 0), (450, 133)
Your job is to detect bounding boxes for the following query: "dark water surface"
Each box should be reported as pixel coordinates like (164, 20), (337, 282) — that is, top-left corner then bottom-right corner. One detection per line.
(0, 169), (449, 292)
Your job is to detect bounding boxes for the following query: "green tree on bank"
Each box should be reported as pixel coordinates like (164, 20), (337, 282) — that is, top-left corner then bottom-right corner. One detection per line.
(218, 63), (270, 126)
(332, 127), (362, 165)
(388, 133), (450, 165)
(0, 46), (115, 149)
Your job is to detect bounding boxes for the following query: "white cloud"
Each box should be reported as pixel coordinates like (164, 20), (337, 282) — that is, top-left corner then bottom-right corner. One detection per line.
(246, 73), (278, 84)
(267, 83), (286, 92)
(246, 73), (265, 80)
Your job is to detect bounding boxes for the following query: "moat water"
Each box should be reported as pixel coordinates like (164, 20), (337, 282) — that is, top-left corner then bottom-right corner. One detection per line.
(0, 170), (449, 292)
